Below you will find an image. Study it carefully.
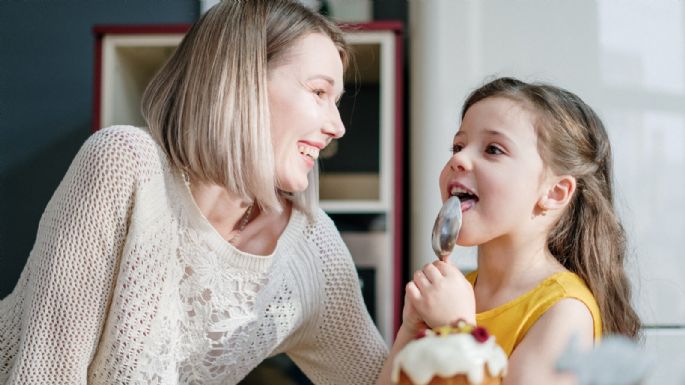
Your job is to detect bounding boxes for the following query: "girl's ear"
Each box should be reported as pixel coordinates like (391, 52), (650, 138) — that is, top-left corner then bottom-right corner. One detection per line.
(539, 175), (577, 211)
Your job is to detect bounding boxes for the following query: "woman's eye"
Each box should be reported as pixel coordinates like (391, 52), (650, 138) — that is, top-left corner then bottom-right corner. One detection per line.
(485, 144), (504, 155)
(314, 89), (325, 97)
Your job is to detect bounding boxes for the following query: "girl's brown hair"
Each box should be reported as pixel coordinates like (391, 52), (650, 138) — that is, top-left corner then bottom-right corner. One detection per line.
(462, 77), (641, 338)
(141, 0), (348, 214)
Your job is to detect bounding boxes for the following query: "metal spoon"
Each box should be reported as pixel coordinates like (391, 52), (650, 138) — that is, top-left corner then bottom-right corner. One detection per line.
(431, 196), (462, 261)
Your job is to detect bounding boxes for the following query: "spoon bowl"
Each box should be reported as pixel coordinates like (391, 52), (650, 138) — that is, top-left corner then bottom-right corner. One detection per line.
(431, 196), (462, 261)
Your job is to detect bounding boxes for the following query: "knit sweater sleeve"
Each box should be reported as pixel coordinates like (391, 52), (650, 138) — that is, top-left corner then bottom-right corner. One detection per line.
(0, 127), (139, 384)
(287, 211), (388, 385)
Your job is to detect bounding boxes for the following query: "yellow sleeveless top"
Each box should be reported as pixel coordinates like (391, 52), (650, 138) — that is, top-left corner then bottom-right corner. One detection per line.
(466, 271), (602, 356)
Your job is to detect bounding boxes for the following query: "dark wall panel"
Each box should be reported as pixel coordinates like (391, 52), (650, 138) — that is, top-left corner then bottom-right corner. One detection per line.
(0, 2), (198, 297)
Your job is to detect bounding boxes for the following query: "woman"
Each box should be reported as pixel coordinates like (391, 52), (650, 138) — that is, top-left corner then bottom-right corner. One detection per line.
(0, 1), (387, 384)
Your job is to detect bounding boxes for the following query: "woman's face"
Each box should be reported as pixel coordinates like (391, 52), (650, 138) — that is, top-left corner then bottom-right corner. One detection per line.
(439, 96), (549, 246)
(268, 32), (345, 193)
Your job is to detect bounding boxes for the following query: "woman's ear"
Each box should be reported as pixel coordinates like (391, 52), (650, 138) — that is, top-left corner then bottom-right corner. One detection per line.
(538, 175), (577, 211)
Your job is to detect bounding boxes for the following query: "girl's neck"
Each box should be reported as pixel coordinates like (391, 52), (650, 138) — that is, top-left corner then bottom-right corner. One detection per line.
(475, 233), (566, 293)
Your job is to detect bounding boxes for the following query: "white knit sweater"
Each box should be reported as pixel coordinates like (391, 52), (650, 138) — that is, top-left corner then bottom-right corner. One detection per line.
(0, 126), (388, 385)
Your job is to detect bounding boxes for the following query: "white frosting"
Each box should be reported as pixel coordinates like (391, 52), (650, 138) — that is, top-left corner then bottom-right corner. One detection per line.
(391, 333), (508, 385)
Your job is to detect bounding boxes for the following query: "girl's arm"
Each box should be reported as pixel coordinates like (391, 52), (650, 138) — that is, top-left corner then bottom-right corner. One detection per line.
(375, 260), (476, 385)
(375, 323), (417, 385)
(375, 284), (426, 385)
(503, 298), (594, 385)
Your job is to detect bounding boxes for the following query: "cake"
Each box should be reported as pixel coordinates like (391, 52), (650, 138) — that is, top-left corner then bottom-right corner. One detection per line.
(392, 321), (508, 385)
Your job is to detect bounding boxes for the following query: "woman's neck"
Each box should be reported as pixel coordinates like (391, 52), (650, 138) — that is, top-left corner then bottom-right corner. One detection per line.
(187, 176), (293, 254)
(188, 178), (252, 235)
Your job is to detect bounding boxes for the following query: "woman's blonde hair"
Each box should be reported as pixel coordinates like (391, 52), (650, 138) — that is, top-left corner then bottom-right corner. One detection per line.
(141, 0), (349, 214)
(462, 77), (641, 339)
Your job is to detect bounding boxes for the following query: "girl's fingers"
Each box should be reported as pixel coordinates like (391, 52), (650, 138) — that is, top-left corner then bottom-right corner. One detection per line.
(406, 281), (421, 301)
(433, 260), (463, 277)
(422, 263), (443, 282)
(413, 270), (431, 290)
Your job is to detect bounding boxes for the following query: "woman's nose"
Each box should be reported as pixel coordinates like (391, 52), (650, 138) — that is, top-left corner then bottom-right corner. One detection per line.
(323, 105), (345, 139)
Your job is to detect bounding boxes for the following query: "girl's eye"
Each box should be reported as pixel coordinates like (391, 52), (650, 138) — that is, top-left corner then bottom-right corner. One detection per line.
(451, 144), (463, 154)
(485, 144), (504, 155)
(314, 89), (325, 97)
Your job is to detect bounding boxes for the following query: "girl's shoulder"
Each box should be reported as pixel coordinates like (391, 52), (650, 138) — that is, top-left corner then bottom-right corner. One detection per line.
(466, 270), (477, 285)
(467, 270), (593, 301)
(475, 271), (602, 354)
(547, 271), (595, 298)
(466, 270), (597, 314)
(546, 272), (602, 337)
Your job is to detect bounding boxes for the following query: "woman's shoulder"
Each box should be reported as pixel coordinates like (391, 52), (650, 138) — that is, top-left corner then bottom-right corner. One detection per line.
(87, 125), (157, 156)
(284, 207), (336, 235)
(310, 207), (336, 227)
(291, 207), (353, 260)
(305, 208), (344, 241)
(82, 125), (167, 177)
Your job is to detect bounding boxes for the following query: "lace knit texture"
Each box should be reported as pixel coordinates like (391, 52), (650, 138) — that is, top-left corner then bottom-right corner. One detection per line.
(0, 126), (388, 385)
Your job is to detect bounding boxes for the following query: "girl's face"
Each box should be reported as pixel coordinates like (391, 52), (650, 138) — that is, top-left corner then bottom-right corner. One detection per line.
(439, 96), (549, 246)
(268, 33), (345, 193)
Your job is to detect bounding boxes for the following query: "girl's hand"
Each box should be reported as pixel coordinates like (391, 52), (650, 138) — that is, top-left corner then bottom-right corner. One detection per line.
(406, 260), (476, 327)
(401, 285), (428, 337)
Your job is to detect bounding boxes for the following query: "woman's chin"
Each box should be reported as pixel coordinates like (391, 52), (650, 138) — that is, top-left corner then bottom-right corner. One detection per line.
(277, 179), (309, 194)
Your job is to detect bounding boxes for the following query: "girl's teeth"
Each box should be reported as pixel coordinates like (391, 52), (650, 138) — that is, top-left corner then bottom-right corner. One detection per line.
(450, 186), (469, 196)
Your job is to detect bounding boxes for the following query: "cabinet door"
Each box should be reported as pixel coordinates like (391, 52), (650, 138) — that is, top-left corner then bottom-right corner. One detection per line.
(319, 26), (403, 344)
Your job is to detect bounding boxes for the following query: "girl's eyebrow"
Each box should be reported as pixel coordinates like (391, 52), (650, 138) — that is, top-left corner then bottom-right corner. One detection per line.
(456, 129), (512, 139)
(483, 129), (513, 142)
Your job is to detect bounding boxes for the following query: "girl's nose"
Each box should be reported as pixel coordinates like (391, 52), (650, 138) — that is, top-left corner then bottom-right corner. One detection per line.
(450, 151), (472, 172)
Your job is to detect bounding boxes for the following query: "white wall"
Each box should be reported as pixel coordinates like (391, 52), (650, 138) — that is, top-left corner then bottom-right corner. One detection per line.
(409, 1), (685, 383)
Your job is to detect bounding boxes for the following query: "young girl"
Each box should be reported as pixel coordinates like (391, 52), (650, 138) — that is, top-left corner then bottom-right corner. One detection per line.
(378, 77), (640, 385)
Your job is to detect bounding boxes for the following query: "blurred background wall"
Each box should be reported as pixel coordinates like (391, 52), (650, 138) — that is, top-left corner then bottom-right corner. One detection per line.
(0, 1), (198, 296)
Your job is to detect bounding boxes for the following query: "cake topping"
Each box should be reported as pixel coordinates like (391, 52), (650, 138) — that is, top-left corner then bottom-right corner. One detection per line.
(415, 319), (491, 343)
(471, 326), (489, 343)
(392, 322), (508, 385)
